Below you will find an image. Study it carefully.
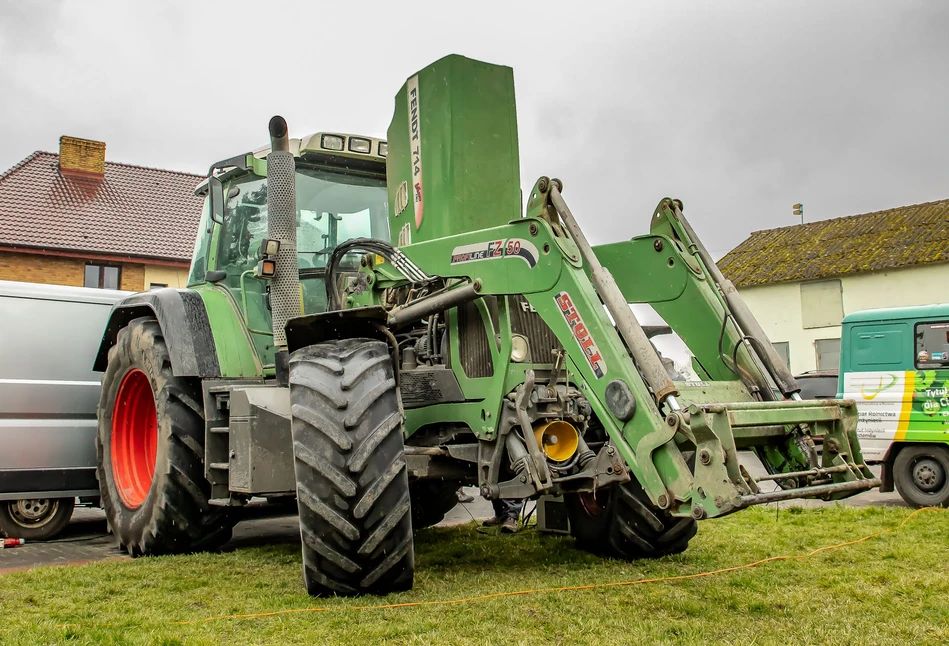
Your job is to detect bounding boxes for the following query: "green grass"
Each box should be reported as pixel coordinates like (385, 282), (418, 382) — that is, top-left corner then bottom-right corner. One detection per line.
(1, 506), (947, 645)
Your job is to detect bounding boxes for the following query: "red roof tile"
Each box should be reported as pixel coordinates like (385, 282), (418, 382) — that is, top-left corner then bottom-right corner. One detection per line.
(718, 198), (949, 288)
(0, 151), (204, 262)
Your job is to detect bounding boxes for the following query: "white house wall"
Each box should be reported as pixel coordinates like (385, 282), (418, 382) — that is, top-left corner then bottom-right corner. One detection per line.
(738, 262), (949, 374)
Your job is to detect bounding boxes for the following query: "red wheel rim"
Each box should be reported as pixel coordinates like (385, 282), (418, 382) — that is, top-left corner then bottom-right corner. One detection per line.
(578, 490), (608, 519)
(111, 369), (158, 509)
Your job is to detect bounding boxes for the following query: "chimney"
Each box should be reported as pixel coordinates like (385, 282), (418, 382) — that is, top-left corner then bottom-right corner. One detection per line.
(59, 136), (106, 179)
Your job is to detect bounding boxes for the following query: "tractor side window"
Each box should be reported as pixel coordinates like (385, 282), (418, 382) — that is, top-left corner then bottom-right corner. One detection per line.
(915, 321), (949, 369)
(187, 198), (213, 286)
(217, 175), (269, 287)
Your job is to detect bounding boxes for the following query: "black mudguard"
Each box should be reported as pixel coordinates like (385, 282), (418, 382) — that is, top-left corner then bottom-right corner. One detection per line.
(92, 289), (219, 378)
(285, 306), (391, 354)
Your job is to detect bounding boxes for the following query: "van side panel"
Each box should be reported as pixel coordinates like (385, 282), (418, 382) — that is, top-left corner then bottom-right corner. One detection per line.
(0, 283), (124, 500)
(840, 319), (949, 461)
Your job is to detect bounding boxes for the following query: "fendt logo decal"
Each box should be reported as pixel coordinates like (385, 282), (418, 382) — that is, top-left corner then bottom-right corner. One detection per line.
(407, 75), (424, 229)
(554, 291), (607, 379)
(450, 238), (538, 268)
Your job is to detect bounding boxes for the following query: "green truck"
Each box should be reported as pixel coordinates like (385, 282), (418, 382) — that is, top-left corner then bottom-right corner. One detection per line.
(839, 303), (949, 507)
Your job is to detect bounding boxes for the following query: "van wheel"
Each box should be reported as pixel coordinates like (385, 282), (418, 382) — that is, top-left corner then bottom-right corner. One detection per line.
(0, 498), (75, 541)
(894, 445), (949, 507)
(96, 317), (234, 555)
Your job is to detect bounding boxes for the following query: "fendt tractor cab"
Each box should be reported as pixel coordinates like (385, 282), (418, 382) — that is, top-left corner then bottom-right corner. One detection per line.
(93, 55), (878, 597)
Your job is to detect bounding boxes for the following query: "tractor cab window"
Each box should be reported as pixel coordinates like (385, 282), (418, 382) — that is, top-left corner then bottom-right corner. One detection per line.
(214, 167), (388, 333)
(217, 168), (388, 278)
(187, 197), (213, 286)
(295, 167), (389, 270)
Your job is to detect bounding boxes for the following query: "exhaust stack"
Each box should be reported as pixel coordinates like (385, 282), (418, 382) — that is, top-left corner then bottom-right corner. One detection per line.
(266, 115), (300, 385)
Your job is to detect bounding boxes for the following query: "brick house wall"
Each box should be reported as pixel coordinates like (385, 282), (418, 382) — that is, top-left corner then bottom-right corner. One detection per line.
(0, 138), (204, 294)
(0, 250), (146, 291)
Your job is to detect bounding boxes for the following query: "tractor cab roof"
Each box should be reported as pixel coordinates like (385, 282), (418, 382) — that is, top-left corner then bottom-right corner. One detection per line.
(194, 131), (387, 195)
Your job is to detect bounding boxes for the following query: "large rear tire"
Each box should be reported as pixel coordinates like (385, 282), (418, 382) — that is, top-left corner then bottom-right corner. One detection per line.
(96, 317), (234, 556)
(289, 338), (414, 597)
(566, 478), (697, 560)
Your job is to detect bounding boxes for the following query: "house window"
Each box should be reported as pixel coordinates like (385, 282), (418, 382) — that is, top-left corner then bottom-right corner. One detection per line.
(84, 264), (121, 290)
(149, 283), (168, 290)
(772, 342), (790, 368)
(801, 280), (843, 329)
(915, 321), (949, 369)
(815, 338), (841, 371)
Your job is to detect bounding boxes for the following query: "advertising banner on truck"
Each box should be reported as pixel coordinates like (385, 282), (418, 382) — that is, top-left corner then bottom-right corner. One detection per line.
(843, 370), (949, 461)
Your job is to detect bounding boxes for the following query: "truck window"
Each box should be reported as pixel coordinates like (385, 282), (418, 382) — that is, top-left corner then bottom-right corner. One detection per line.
(915, 320), (949, 369)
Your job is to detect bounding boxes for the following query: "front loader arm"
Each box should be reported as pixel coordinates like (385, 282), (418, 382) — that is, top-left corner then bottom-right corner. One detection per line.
(347, 179), (878, 518)
(353, 216), (695, 512)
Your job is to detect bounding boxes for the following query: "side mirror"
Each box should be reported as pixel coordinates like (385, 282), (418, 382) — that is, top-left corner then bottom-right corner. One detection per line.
(206, 153), (252, 224)
(209, 176), (225, 224)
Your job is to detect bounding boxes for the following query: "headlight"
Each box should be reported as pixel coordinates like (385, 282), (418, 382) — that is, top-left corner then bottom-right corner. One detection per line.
(348, 137), (371, 154)
(511, 335), (529, 363)
(321, 134), (345, 151)
(378, 142), (388, 157)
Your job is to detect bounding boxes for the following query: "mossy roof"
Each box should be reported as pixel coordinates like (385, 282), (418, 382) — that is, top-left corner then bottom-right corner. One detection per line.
(718, 198), (949, 288)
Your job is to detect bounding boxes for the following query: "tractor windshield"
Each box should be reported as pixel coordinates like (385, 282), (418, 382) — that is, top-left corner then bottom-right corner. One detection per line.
(217, 167), (388, 276)
(213, 167), (388, 339)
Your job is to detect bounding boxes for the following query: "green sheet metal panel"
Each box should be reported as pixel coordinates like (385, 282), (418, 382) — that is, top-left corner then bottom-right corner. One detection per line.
(386, 54), (521, 247)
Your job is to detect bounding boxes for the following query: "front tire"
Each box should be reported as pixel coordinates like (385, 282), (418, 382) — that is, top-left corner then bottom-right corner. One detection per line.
(96, 317), (233, 555)
(289, 338), (414, 597)
(894, 444), (949, 508)
(566, 478), (697, 559)
(0, 498), (75, 541)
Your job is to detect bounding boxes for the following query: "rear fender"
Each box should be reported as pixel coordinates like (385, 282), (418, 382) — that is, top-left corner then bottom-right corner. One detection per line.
(92, 289), (220, 378)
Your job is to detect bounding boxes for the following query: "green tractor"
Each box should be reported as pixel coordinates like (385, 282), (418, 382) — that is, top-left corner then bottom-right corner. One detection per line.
(93, 55), (878, 596)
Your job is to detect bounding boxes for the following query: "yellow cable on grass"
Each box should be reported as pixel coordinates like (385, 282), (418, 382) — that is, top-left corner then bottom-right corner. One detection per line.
(62, 507), (945, 629)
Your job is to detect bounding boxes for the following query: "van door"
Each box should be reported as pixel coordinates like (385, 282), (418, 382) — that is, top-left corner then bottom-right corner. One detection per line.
(840, 321), (912, 461)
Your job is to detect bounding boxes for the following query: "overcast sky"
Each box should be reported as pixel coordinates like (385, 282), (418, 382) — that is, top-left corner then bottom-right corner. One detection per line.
(1, 0), (947, 259)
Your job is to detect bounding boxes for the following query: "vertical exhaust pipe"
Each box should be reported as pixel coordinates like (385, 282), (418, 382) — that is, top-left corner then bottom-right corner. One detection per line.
(266, 115), (300, 385)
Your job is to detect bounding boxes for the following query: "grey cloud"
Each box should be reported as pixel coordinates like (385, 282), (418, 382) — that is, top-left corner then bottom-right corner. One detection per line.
(1, 0), (946, 261)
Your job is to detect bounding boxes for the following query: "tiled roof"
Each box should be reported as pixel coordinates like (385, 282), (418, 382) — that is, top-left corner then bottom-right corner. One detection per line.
(0, 151), (204, 262)
(718, 198), (949, 288)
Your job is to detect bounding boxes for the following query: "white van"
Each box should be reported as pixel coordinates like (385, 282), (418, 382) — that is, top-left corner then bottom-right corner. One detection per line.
(0, 280), (129, 540)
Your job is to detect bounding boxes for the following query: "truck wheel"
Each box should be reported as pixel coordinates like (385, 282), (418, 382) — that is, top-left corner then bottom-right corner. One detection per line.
(0, 497), (75, 541)
(96, 317), (234, 556)
(410, 480), (461, 530)
(566, 478), (697, 559)
(289, 338), (414, 597)
(893, 444), (949, 508)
